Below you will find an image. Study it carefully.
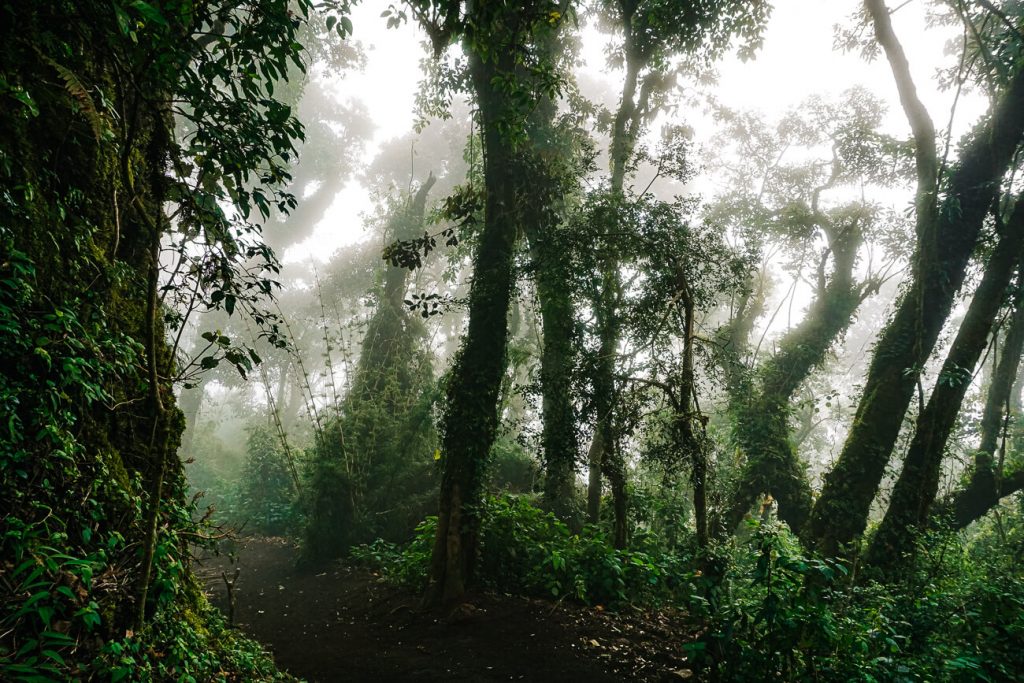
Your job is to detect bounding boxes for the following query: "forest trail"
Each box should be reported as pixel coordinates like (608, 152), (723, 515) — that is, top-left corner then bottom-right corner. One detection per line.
(198, 538), (695, 682)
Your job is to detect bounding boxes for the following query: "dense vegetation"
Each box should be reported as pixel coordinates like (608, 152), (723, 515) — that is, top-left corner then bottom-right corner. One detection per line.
(3, 0), (1024, 681)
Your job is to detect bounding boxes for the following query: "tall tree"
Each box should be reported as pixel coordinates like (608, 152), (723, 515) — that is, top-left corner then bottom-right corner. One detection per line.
(933, 282), (1024, 530)
(400, 0), (570, 605)
(867, 197), (1024, 570)
(585, 0), (771, 544)
(806, 0), (1024, 555)
(710, 91), (905, 535)
(521, 98), (592, 525)
(304, 176), (439, 557)
(0, 0), (343, 673)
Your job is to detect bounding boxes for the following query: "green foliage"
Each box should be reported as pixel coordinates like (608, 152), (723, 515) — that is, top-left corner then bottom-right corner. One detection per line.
(304, 187), (441, 559)
(355, 495), (694, 607)
(237, 425), (301, 536)
(478, 495), (691, 606)
(597, 0), (771, 70)
(89, 589), (294, 682)
(0, 0), (347, 677)
(0, 228), (141, 679)
(303, 388), (438, 556)
(696, 518), (1024, 681)
(489, 433), (540, 494)
(350, 516), (437, 588)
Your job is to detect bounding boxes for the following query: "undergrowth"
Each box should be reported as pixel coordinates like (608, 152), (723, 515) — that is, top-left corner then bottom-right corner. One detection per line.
(353, 494), (1024, 682)
(352, 493), (695, 607)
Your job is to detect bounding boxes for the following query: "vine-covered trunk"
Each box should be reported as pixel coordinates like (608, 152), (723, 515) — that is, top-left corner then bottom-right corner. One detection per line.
(806, 65), (1024, 555)
(520, 77), (580, 525)
(0, 0), (185, 642)
(594, 263), (627, 546)
(676, 283), (708, 549)
(933, 275), (1024, 530)
(867, 199), (1024, 569)
(535, 254), (580, 522)
(586, 430), (604, 523)
(725, 225), (862, 535)
(427, 51), (520, 606)
(586, 31), (641, 530)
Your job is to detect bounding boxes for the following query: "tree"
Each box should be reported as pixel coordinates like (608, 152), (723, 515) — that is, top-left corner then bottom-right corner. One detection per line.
(396, 0), (570, 605)
(806, 0), (1024, 555)
(709, 90), (907, 535)
(865, 197), (1024, 569)
(0, 0), (349, 675)
(304, 176), (440, 557)
(584, 0), (770, 544)
(933, 282), (1024, 530)
(518, 37), (594, 525)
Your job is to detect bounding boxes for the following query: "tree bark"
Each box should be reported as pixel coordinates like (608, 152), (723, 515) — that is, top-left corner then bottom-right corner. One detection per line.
(519, 62), (581, 525)
(586, 429), (604, 523)
(932, 280), (1024, 530)
(534, 243), (580, 522)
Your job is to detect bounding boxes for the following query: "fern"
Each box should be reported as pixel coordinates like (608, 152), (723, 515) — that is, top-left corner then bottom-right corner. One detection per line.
(43, 55), (105, 141)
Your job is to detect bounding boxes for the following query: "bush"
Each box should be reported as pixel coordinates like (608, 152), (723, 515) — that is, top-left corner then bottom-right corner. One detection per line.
(698, 517), (1024, 681)
(354, 494), (693, 607)
(350, 516), (436, 588)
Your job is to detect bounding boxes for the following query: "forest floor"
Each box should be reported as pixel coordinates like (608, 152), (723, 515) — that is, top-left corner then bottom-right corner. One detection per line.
(197, 537), (698, 682)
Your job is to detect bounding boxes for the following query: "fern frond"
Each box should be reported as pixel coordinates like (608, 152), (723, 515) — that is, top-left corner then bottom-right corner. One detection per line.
(42, 55), (105, 142)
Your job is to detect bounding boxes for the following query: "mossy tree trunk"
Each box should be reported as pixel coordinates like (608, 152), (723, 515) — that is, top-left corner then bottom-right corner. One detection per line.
(806, 0), (1024, 555)
(724, 220), (866, 535)
(530, 221), (580, 523)
(932, 266), (1024, 530)
(427, 48), (522, 606)
(0, 0), (182, 637)
(518, 57), (582, 525)
(587, 39), (644, 539)
(866, 198), (1024, 570)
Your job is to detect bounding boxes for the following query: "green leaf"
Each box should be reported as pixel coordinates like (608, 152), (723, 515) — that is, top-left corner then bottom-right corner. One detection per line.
(130, 1), (168, 26)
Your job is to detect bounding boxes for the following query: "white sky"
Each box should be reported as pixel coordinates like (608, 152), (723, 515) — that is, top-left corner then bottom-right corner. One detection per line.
(284, 0), (987, 264)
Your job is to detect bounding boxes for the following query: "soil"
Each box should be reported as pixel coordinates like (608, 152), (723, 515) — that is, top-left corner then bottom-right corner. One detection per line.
(197, 537), (698, 682)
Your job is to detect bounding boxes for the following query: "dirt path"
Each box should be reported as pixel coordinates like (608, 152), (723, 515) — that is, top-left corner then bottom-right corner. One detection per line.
(198, 538), (696, 682)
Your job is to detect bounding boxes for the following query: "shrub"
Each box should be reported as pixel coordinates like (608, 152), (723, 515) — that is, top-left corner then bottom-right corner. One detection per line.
(354, 494), (693, 607)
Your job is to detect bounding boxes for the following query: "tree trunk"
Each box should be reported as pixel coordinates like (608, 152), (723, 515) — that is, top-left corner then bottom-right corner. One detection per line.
(590, 266), (622, 536)
(536, 262), (580, 522)
(725, 222), (862, 535)
(805, 59), (1024, 555)
(586, 22), (642, 530)
(932, 281), (1024, 530)
(676, 282), (708, 549)
(177, 377), (207, 462)
(427, 49), (520, 606)
(519, 73), (581, 525)
(605, 447), (629, 549)
(586, 430), (604, 524)
(866, 198), (1024, 570)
